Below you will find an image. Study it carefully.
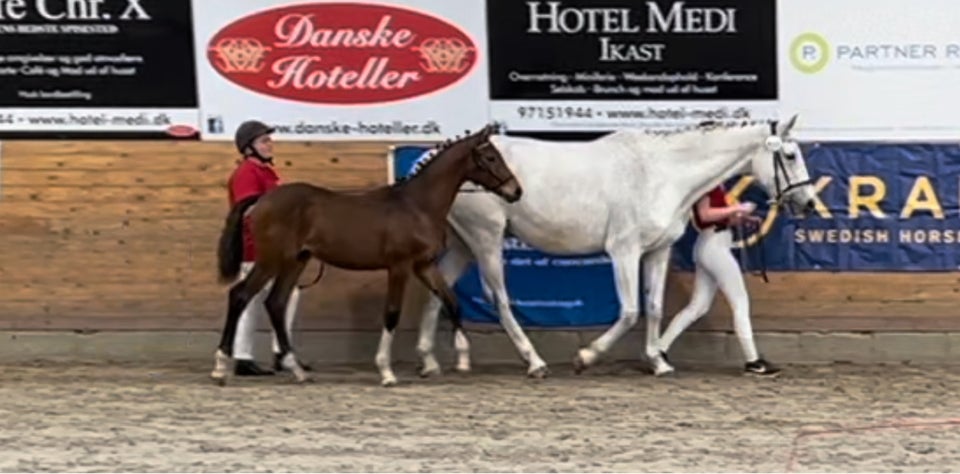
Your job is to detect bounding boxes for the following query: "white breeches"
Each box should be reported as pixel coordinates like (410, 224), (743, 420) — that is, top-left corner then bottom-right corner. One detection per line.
(659, 227), (759, 362)
(232, 261), (301, 360)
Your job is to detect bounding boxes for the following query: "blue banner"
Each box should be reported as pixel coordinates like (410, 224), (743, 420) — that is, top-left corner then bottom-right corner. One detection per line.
(670, 143), (960, 272)
(390, 143), (960, 327)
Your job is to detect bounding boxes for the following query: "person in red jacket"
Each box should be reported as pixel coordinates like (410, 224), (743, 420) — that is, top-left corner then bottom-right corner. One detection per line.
(657, 183), (781, 376)
(226, 120), (307, 376)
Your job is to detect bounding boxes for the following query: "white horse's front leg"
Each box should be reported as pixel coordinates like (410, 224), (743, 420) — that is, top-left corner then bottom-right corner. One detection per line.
(414, 234), (473, 377)
(476, 251), (549, 378)
(575, 244), (641, 372)
(642, 246), (674, 376)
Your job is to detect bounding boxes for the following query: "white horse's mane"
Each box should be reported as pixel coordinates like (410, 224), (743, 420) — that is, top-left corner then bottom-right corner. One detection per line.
(619, 119), (771, 140)
(402, 120), (775, 184)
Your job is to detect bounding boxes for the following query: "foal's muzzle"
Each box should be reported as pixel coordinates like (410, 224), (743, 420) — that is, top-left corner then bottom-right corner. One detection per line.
(499, 179), (523, 203)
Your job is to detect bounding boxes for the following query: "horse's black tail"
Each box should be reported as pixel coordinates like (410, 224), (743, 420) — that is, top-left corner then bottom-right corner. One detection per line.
(217, 195), (261, 284)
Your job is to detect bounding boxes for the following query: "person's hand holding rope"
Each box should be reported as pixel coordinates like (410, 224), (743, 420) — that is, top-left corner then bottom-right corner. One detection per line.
(730, 201), (762, 227)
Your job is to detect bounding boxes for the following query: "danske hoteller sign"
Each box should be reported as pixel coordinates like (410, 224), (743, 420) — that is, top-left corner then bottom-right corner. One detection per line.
(525, 0), (738, 62)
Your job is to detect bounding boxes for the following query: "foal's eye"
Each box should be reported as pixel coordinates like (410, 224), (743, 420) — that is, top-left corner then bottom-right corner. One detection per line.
(485, 154), (495, 162)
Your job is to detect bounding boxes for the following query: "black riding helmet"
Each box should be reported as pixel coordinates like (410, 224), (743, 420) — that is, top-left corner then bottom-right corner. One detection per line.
(234, 119), (276, 155)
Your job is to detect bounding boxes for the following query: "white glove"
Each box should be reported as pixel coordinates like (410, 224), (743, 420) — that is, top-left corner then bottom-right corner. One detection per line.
(738, 201), (757, 213)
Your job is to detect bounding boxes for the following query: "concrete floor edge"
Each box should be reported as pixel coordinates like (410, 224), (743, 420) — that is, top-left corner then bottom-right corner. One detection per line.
(0, 330), (958, 367)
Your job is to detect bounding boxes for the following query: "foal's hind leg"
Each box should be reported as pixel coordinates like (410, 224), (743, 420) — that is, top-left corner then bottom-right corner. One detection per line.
(265, 259), (310, 383)
(413, 262), (470, 373)
(375, 265), (410, 387)
(212, 264), (273, 385)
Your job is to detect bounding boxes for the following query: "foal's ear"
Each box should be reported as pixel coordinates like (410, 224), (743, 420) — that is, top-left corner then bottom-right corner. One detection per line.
(479, 123), (495, 138)
(778, 114), (799, 136)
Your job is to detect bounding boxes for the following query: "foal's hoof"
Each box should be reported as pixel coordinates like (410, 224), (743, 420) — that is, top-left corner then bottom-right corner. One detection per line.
(528, 365), (550, 379)
(210, 373), (230, 387)
(293, 373), (312, 384)
(381, 375), (399, 387)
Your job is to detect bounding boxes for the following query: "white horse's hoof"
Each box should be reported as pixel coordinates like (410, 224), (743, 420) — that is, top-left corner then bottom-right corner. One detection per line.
(381, 374), (399, 387)
(653, 365), (676, 377)
(651, 358), (675, 377)
(528, 365), (550, 379)
(418, 354), (442, 378)
(454, 362), (471, 373)
(419, 365), (442, 378)
(573, 355), (586, 374)
(573, 348), (597, 374)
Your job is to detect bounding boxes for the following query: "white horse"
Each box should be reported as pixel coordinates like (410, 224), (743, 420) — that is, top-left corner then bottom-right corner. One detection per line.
(397, 116), (818, 383)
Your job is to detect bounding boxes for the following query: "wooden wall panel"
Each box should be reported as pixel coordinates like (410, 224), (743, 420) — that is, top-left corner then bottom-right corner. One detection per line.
(0, 139), (958, 333)
(663, 272), (960, 332)
(0, 140), (392, 332)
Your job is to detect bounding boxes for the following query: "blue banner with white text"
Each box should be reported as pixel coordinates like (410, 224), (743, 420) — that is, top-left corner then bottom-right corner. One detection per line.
(390, 143), (960, 327)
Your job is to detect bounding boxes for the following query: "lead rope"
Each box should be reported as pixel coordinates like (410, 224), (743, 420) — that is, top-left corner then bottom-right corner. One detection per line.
(736, 219), (770, 284)
(755, 226), (770, 283)
(736, 221), (750, 277)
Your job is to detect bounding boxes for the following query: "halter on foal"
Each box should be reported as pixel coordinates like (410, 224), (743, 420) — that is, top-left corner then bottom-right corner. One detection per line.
(211, 124), (522, 386)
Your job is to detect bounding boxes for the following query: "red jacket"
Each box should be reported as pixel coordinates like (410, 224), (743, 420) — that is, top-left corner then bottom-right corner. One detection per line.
(692, 185), (730, 231)
(227, 158), (280, 262)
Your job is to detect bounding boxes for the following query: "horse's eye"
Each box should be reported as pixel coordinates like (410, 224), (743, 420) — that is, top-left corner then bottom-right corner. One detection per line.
(485, 154), (495, 162)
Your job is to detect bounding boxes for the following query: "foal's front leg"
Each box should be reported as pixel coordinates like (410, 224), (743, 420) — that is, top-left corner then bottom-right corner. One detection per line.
(375, 266), (410, 387)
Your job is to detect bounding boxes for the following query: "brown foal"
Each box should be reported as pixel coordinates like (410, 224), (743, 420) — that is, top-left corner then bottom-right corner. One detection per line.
(212, 124), (522, 386)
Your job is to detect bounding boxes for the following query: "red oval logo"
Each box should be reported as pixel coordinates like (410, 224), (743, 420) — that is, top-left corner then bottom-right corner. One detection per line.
(166, 124), (199, 138)
(207, 2), (478, 105)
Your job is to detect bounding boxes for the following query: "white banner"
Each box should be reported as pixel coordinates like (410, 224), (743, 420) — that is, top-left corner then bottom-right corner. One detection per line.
(489, 100), (778, 132)
(192, 0), (489, 141)
(779, 0), (960, 142)
(0, 109), (198, 136)
(485, 0), (781, 133)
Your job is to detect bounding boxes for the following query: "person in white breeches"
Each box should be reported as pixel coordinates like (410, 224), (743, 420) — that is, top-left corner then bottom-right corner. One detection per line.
(225, 120), (308, 376)
(657, 183), (781, 376)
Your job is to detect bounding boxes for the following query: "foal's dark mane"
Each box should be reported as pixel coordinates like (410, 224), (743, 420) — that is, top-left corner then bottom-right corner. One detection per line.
(395, 126), (496, 187)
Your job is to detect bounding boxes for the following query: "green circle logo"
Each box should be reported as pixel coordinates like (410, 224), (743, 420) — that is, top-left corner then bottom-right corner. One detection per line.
(790, 32), (830, 74)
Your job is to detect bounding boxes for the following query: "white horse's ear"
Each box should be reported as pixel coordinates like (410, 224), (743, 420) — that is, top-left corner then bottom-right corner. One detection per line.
(778, 114), (799, 136)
